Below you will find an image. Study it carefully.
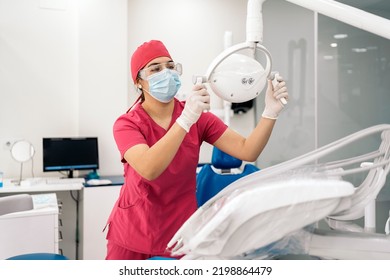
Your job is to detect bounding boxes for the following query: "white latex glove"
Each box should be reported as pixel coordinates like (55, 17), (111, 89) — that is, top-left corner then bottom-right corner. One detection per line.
(262, 76), (289, 120)
(176, 84), (210, 132)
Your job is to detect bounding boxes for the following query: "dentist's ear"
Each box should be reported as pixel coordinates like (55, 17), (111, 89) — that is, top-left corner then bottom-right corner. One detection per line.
(136, 84), (142, 93)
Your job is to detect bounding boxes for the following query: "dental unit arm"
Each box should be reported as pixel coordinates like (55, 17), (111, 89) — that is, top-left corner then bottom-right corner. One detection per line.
(192, 0), (287, 106)
(285, 0), (390, 40)
(193, 0), (390, 105)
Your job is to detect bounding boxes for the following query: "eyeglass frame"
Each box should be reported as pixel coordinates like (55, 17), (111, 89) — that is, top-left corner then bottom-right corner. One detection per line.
(138, 61), (182, 80)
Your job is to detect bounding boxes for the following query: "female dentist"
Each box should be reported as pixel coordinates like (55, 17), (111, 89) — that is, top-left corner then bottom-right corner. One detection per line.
(105, 40), (288, 260)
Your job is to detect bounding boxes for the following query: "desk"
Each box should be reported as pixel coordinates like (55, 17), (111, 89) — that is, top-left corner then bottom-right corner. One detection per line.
(0, 184), (82, 194)
(83, 175), (124, 187)
(80, 183), (122, 259)
(80, 175), (123, 259)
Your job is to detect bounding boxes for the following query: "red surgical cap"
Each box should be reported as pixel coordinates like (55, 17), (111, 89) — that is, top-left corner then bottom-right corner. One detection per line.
(130, 40), (172, 82)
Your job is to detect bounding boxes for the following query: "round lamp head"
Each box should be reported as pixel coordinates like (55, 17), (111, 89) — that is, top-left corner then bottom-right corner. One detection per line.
(209, 53), (267, 103)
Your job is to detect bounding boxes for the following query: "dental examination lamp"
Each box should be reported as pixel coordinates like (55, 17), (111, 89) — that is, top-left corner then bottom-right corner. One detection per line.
(194, 0), (287, 105)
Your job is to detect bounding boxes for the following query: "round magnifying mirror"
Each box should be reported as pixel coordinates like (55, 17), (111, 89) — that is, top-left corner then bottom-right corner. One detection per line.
(11, 140), (35, 163)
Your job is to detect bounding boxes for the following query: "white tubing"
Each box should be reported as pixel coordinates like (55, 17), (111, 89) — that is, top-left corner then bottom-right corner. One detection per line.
(224, 31), (233, 50)
(223, 101), (232, 126)
(364, 199), (376, 233)
(223, 31), (233, 126)
(385, 211), (390, 235)
(246, 0), (266, 43)
(285, 0), (390, 40)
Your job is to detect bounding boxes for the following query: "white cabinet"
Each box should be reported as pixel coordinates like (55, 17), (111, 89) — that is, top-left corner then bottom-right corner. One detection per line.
(80, 185), (121, 260)
(0, 193), (59, 259)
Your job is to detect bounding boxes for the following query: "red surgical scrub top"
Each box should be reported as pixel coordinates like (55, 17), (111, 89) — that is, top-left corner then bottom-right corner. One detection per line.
(106, 98), (228, 254)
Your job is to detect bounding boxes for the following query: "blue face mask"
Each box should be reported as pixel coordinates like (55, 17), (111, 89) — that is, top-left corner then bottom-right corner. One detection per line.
(146, 69), (181, 103)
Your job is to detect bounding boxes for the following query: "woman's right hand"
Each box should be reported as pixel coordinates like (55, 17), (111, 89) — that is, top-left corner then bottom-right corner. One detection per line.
(176, 84), (210, 132)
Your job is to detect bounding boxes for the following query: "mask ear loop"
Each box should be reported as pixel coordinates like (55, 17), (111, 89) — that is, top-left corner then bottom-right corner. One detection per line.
(126, 84), (143, 113)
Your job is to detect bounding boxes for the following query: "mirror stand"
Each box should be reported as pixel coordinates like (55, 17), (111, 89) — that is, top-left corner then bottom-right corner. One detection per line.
(10, 140), (35, 184)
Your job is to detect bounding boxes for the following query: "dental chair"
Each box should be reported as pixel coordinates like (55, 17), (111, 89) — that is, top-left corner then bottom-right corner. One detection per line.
(196, 147), (260, 207)
(149, 148), (259, 260)
(168, 124), (390, 260)
(0, 193), (68, 260)
(0, 194), (33, 216)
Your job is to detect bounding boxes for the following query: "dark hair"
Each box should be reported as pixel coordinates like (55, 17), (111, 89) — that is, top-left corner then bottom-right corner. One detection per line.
(136, 77), (145, 103)
(126, 78), (145, 113)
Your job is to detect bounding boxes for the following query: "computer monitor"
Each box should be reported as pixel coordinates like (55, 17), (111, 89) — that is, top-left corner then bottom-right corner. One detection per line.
(43, 137), (99, 178)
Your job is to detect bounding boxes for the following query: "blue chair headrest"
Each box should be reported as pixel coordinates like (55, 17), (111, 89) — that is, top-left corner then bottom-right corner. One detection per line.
(211, 147), (242, 169)
(7, 253), (68, 260)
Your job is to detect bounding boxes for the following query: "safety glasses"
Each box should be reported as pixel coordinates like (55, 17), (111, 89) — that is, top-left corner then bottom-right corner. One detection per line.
(138, 62), (182, 80)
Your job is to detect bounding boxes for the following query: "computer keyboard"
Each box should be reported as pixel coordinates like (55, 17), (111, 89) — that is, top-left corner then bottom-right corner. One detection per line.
(20, 178), (47, 187)
(46, 177), (85, 185)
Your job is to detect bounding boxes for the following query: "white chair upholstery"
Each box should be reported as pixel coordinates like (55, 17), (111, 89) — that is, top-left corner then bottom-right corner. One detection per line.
(0, 194), (33, 216)
(168, 124), (390, 259)
(0, 193), (60, 259)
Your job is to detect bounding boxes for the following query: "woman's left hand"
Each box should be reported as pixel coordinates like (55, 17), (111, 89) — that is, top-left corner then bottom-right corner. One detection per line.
(262, 76), (289, 120)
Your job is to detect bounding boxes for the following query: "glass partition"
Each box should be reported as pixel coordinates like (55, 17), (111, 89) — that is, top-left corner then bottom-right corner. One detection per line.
(259, 0), (390, 232)
(317, 4), (390, 229)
